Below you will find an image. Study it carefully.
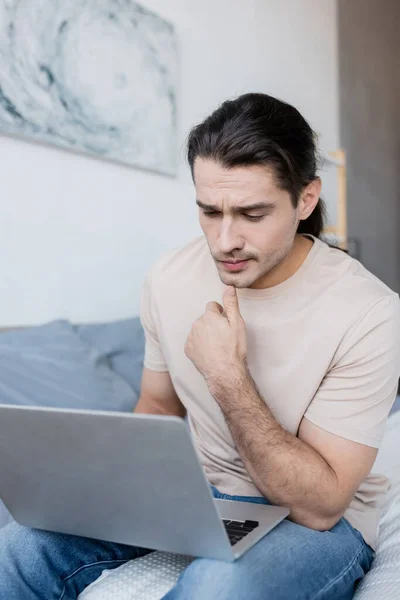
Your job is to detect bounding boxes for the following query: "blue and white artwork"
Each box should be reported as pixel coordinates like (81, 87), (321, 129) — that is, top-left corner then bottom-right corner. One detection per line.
(0, 0), (178, 176)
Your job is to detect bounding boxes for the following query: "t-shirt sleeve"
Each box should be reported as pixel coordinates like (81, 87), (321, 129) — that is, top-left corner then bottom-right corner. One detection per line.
(139, 270), (169, 372)
(304, 294), (400, 448)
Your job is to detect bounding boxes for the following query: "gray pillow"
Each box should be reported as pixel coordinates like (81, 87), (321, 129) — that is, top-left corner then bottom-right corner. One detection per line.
(74, 317), (145, 400)
(0, 319), (135, 412)
(0, 319), (138, 529)
(390, 395), (400, 416)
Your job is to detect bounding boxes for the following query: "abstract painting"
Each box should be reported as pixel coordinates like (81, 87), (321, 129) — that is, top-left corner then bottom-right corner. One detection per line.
(0, 0), (178, 176)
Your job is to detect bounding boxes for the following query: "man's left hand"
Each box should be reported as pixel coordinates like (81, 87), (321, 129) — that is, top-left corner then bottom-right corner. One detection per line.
(184, 286), (248, 384)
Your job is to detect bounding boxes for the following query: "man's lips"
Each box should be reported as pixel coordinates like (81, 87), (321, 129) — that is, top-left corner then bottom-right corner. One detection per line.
(220, 259), (250, 272)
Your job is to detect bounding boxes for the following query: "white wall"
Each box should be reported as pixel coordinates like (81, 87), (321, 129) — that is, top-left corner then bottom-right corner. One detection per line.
(0, 0), (339, 325)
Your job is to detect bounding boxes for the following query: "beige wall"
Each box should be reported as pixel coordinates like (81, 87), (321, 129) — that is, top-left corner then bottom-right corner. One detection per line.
(338, 0), (400, 292)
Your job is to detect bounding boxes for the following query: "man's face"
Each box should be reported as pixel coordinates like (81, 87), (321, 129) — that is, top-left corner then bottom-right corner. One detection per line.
(194, 158), (300, 289)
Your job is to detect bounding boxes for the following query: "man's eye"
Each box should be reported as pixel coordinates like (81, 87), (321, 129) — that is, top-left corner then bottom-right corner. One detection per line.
(244, 215), (265, 221)
(202, 211), (264, 221)
(203, 211), (220, 218)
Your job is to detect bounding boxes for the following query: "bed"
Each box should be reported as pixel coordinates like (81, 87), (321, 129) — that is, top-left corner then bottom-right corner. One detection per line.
(0, 319), (399, 599)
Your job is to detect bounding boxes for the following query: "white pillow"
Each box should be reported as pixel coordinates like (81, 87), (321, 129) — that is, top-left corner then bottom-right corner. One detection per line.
(354, 411), (400, 599)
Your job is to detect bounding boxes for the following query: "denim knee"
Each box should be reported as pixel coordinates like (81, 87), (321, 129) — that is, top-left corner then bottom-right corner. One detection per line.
(0, 522), (63, 599)
(0, 521), (48, 565)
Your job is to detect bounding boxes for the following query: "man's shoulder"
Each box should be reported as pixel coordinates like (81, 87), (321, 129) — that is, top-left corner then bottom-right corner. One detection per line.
(319, 241), (399, 322)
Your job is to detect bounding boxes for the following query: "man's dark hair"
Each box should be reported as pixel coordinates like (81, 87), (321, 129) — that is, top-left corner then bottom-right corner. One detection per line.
(187, 93), (326, 238)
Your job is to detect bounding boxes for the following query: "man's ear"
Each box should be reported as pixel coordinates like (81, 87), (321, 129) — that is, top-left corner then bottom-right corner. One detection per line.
(297, 178), (322, 221)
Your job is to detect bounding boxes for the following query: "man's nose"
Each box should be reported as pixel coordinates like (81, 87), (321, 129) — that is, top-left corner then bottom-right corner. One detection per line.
(218, 218), (244, 254)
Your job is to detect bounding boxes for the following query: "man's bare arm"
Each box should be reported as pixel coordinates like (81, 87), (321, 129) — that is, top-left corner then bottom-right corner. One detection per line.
(209, 367), (377, 531)
(134, 367), (186, 417)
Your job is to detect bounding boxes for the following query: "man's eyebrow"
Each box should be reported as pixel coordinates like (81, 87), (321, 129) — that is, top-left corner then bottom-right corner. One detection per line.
(196, 200), (275, 212)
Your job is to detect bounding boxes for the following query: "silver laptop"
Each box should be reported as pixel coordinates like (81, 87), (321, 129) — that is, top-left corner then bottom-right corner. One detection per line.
(0, 404), (289, 561)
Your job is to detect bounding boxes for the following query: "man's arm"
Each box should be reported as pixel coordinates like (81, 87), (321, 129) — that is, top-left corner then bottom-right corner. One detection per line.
(134, 367), (186, 418)
(209, 367), (377, 531)
(185, 286), (399, 532)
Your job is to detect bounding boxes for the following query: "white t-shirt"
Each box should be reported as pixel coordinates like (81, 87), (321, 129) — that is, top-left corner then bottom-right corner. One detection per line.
(140, 235), (400, 550)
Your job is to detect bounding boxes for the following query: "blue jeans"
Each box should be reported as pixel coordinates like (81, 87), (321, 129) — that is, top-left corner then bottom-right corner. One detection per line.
(0, 486), (374, 600)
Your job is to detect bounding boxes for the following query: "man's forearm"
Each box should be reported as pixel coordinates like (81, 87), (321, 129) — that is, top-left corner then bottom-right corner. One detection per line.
(207, 365), (344, 530)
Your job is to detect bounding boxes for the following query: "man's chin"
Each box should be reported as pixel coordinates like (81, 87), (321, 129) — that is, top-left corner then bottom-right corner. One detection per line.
(217, 271), (256, 289)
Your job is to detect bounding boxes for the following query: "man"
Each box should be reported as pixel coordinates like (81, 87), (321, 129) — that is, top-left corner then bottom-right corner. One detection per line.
(1, 93), (399, 599)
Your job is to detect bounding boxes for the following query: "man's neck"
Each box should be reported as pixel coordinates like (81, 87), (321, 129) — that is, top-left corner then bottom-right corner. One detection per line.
(250, 235), (314, 290)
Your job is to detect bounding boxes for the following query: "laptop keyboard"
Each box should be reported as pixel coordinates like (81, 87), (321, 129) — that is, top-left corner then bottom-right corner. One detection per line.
(222, 519), (259, 546)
